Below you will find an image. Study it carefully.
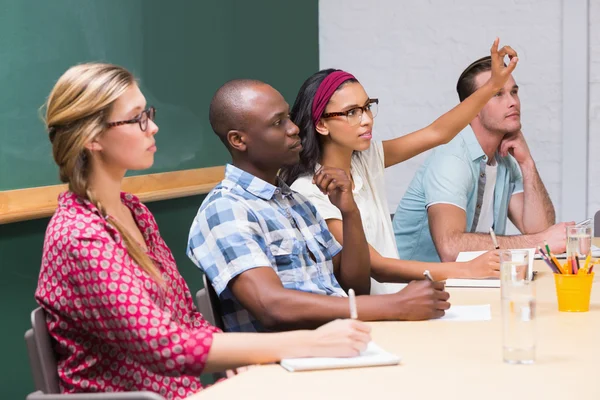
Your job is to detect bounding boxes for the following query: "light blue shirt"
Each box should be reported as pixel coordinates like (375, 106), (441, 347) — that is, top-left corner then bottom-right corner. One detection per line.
(187, 164), (345, 332)
(392, 126), (524, 262)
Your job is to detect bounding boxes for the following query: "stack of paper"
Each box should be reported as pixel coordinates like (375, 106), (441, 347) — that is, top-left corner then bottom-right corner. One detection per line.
(446, 248), (535, 288)
(280, 342), (400, 372)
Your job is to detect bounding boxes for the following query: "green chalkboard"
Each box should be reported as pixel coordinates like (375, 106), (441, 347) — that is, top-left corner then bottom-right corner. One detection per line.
(0, 0), (318, 398)
(0, 0), (319, 191)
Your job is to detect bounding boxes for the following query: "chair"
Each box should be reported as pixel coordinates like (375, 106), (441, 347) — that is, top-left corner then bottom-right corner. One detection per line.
(594, 211), (600, 237)
(25, 307), (166, 400)
(195, 275), (224, 330)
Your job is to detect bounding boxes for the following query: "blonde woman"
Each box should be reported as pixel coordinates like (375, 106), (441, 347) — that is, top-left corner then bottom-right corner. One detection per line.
(36, 63), (370, 399)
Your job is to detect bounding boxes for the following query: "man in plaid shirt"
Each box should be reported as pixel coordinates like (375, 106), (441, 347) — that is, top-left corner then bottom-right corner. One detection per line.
(187, 79), (450, 332)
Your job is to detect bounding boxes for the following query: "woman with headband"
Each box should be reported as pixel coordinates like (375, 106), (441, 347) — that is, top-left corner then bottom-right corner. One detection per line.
(281, 39), (517, 293)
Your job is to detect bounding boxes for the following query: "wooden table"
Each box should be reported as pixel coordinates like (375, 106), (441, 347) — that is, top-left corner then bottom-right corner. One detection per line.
(188, 259), (600, 400)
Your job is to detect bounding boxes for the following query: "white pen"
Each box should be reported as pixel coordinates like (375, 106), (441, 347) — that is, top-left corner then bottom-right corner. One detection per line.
(348, 288), (358, 319)
(489, 227), (500, 250)
(423, 270), (434, 282)
(576, 218), (591, 226)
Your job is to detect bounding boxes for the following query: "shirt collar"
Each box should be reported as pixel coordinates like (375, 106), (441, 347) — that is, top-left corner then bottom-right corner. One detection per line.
(58, 191), (152, 232)
(461, 125), (486, 162)
(225, 164), (292, 200)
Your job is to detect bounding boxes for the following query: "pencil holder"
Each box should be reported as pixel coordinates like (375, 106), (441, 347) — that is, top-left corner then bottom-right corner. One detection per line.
(553, 273), (594, 312)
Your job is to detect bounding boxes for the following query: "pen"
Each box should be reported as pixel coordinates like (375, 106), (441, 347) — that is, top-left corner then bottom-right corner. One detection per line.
(489, 227), (500, 250)
(576, 218), (592, 226)
(423, 270), (434, 282)
(348, 288), (358, 319)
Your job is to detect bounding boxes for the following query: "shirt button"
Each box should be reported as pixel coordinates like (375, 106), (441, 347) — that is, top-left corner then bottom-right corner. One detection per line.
(476, 204), (481, 209)
(480, 173), (485, 178)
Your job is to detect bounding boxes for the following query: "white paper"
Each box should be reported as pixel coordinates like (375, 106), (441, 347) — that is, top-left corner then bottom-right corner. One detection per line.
(279, 341), (400, 372)
(448, 248), (535, 287)
(534, 245), (600, 259)
(444, 278), (500, 288)
(436, 304), (492, 322)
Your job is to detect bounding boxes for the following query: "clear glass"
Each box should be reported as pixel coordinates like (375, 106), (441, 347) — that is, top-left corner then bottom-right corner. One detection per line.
(566, 225), (592, 275)
(500, 249), (536, 364)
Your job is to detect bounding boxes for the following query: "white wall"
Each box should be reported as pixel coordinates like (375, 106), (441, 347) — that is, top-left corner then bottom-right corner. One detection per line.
(589, 0), (600, 217)
(320, 0), (596, 225)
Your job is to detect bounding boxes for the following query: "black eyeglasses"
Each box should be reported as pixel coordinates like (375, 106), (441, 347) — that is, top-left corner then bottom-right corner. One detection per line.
(322, 99), (378, 126)
(107, 106), (156, 131)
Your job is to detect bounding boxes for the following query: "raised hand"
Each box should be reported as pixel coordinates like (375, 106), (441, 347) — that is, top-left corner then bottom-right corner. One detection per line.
(488, 38), (518, 91)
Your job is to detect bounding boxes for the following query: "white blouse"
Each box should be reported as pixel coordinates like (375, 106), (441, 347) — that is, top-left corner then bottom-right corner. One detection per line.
(291, 141), (406, 294)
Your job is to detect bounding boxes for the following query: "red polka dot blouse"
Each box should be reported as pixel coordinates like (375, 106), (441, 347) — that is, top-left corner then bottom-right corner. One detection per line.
(35, 191), (220, 400)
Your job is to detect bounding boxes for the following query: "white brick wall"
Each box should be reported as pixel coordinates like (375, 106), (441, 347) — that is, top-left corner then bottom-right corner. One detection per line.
(589, 0), (600, 218)
(320, 0), (578, 229)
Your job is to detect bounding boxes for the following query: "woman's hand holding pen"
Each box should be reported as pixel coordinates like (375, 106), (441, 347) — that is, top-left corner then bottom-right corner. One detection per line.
(309, 319), (371, 357)
(463, 250), (501, 278)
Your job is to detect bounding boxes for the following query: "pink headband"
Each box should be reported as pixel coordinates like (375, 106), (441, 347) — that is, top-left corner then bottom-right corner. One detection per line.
(311, 70), (356, 126)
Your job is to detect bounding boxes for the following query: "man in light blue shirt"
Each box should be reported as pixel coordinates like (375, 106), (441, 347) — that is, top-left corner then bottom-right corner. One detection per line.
(393, 56), (571, 263)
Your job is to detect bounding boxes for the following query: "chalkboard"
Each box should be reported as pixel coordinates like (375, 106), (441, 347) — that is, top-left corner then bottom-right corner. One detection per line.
(0, 0), (319, 191)
(0, 1), (318, 398)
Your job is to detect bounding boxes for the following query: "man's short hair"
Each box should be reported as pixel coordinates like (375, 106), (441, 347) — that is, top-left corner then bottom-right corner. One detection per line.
(209, 79), (263, 146)
(456, 56), (492, 102)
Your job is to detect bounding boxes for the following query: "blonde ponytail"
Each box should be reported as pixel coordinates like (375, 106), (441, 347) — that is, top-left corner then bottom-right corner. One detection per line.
(44, 63), (163, 285)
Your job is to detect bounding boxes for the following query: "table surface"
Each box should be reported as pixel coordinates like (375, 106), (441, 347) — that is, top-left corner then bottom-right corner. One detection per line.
(188, 254), (600, 399)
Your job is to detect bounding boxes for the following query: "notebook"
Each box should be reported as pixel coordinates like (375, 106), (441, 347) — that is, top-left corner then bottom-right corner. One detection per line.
(279, 341), (400, 372)
(436, 304), (492, 321)
(533, 245), (600, 259)
(446, 248), (535, 288)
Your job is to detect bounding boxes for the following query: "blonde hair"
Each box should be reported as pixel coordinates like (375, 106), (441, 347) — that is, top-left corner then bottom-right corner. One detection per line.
(43, 63), (163, 284)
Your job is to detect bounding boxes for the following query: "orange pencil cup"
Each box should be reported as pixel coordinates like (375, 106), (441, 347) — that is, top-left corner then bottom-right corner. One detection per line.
(553, 273), (594, 312)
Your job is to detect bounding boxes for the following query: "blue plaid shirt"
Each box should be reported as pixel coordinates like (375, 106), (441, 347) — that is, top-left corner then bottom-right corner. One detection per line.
(187, 164), (345, 332)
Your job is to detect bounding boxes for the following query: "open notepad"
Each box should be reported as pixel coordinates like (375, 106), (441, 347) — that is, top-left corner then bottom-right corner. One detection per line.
(446, 248), (535, 288)
(280, 342), (400, 372)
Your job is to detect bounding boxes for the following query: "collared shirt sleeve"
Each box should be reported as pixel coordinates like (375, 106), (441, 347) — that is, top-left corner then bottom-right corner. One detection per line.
(187, 196), (272, 296)
(423, 154), (474, 211)
(51, 234), (215, 377)
(508, 156), (524, 195)
(312, 201), (343, 258)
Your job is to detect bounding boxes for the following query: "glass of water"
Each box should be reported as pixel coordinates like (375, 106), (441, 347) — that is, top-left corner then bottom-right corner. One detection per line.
(566, 225), (592, 274)
(500, 249), (535, 364)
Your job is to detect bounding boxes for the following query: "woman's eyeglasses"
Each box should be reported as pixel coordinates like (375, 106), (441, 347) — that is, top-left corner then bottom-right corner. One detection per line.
(322, 99), (378, 126)
(107, 106), (156, 132)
